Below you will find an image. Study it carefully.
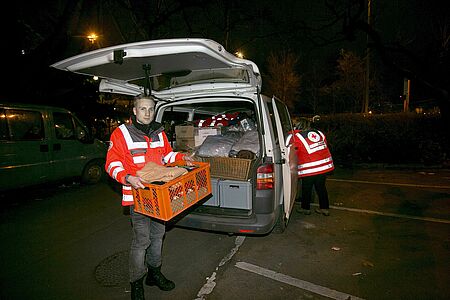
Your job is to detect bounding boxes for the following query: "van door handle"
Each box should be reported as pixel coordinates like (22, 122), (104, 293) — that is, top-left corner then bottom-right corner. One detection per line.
(40, 144), (49, 152)
(53, 143), (61, 151)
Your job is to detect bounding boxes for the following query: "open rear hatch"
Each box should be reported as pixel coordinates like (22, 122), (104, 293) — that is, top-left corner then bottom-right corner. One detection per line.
(51, 38), (261, 100)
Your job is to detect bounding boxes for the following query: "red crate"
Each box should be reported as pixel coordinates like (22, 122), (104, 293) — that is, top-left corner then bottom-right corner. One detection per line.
(132, 161), (211, 221)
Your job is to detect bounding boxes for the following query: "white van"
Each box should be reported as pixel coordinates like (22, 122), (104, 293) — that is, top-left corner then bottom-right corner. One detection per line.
(0, 103), (107, 191)
(51, 38), (298, 234)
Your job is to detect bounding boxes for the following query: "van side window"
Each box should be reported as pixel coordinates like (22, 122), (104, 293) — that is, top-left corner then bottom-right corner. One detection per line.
(273, 99), (294, 143)
(5, 109), (44, 141)
(0, 109), (9, 140)
(53, 112), (75, 140)
(193, 113), (211, 121)
(266, 103), (279, 145)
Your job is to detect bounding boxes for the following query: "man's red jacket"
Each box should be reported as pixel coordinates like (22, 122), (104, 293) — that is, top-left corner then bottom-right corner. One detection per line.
(105, 123), (185, 206)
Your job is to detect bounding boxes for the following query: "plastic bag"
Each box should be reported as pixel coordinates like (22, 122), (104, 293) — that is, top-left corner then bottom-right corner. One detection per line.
(229, 130), (259, 157)
(196, 135), (239, 157)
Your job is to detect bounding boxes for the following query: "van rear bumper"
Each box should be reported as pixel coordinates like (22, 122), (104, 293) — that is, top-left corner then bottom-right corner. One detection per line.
(174, 211), (277, 235)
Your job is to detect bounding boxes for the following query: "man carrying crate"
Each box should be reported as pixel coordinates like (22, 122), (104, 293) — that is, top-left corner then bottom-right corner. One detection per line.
(105, 95), (192, 300)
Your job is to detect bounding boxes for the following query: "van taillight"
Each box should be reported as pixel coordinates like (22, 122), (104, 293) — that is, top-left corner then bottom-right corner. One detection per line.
(257, 163), (274, 190)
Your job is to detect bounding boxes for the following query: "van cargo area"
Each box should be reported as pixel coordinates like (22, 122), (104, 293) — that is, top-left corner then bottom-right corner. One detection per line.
(158, 99), (260, 212)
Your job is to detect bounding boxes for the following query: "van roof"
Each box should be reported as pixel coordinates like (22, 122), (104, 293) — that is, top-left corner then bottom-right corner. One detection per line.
(0, 102), (71, 113)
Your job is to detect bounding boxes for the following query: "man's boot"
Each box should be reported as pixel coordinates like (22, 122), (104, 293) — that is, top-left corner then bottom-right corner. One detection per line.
(130, 275), (145, 300)
(145, 265), (175, 291)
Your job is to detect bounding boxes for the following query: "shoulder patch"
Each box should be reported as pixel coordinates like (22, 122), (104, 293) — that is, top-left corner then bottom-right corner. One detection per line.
(307, 131), (321, 143)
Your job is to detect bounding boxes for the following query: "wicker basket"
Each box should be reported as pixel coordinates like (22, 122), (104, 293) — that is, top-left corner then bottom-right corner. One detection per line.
(199, 157), (253, 180)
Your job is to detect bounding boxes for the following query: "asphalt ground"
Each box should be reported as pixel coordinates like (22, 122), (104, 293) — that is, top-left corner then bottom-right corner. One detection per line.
(0, 166), (449, 299)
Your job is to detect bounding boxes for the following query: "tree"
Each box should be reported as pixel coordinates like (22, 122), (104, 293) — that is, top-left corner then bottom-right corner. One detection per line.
(301, 63), (324, 114)
(322, 49), (366, 113)
(7, 0), (448, 122)
(320, 0), (449, 119)
(265, 51), (301, 110)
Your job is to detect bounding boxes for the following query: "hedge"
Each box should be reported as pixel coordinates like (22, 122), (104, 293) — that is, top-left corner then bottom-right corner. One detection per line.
(305, 113), (448, 167)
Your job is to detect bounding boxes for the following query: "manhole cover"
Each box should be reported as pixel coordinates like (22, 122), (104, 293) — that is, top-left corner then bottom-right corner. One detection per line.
(95, 250), (129, 286)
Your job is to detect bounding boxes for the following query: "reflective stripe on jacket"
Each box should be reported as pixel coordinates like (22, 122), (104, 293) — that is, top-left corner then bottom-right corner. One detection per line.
(105, 123), (184, 206)
(289, 129), (334, 177)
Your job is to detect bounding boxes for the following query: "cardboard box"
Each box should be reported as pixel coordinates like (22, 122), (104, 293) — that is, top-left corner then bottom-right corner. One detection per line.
(175, 126), (221, 150)
(176, 137), (195, 151)
(175, 126), (195, 150)
(175, 125), (194, 138)
(194, 127), (221, 146)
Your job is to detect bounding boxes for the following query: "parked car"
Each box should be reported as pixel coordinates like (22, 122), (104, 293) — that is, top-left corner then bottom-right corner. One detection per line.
(51, 38), (297, 234)
(0, 103), (107, 191)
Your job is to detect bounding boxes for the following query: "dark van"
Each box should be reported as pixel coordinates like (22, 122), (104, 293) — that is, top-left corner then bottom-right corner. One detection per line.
(0, 103), (107, 191)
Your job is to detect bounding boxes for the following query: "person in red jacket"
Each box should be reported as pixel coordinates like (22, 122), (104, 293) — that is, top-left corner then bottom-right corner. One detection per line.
(105, 95), (190, 300)
(291, 118), (334, 216)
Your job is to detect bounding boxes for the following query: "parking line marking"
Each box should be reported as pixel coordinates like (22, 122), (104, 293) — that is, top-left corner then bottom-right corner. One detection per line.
(235, 261), (365, 300)
(195, 236), (246, 300)
(329, 178), (450, 189)
(325, 204), (450, 224)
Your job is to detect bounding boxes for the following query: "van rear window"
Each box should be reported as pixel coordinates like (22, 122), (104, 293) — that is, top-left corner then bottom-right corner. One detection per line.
(3, 109), (44, 141)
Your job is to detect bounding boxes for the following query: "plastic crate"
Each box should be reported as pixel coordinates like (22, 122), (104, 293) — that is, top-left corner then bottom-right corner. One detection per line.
(132, 161), (211, 221)
(200, 157), (253, 180)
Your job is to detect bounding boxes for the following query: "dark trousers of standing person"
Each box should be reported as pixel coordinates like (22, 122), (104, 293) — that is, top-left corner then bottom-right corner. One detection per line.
(301, 174), (329, 210)
(129, 206), (165, 283)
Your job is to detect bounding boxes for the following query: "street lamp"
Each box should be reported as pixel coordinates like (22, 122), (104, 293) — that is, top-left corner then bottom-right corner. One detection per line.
(363, 0), (371, 113)
(87, 33), (98, 44)
(235, 51), (244, 58)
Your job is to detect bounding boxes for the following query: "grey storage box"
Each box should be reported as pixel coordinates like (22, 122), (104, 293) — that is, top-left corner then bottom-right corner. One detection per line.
(203, 178), (219, 206)
(219, 180), (251, 209)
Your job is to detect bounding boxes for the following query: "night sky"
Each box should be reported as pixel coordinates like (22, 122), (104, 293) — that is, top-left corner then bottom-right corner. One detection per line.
(2, 0), (448, 116)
